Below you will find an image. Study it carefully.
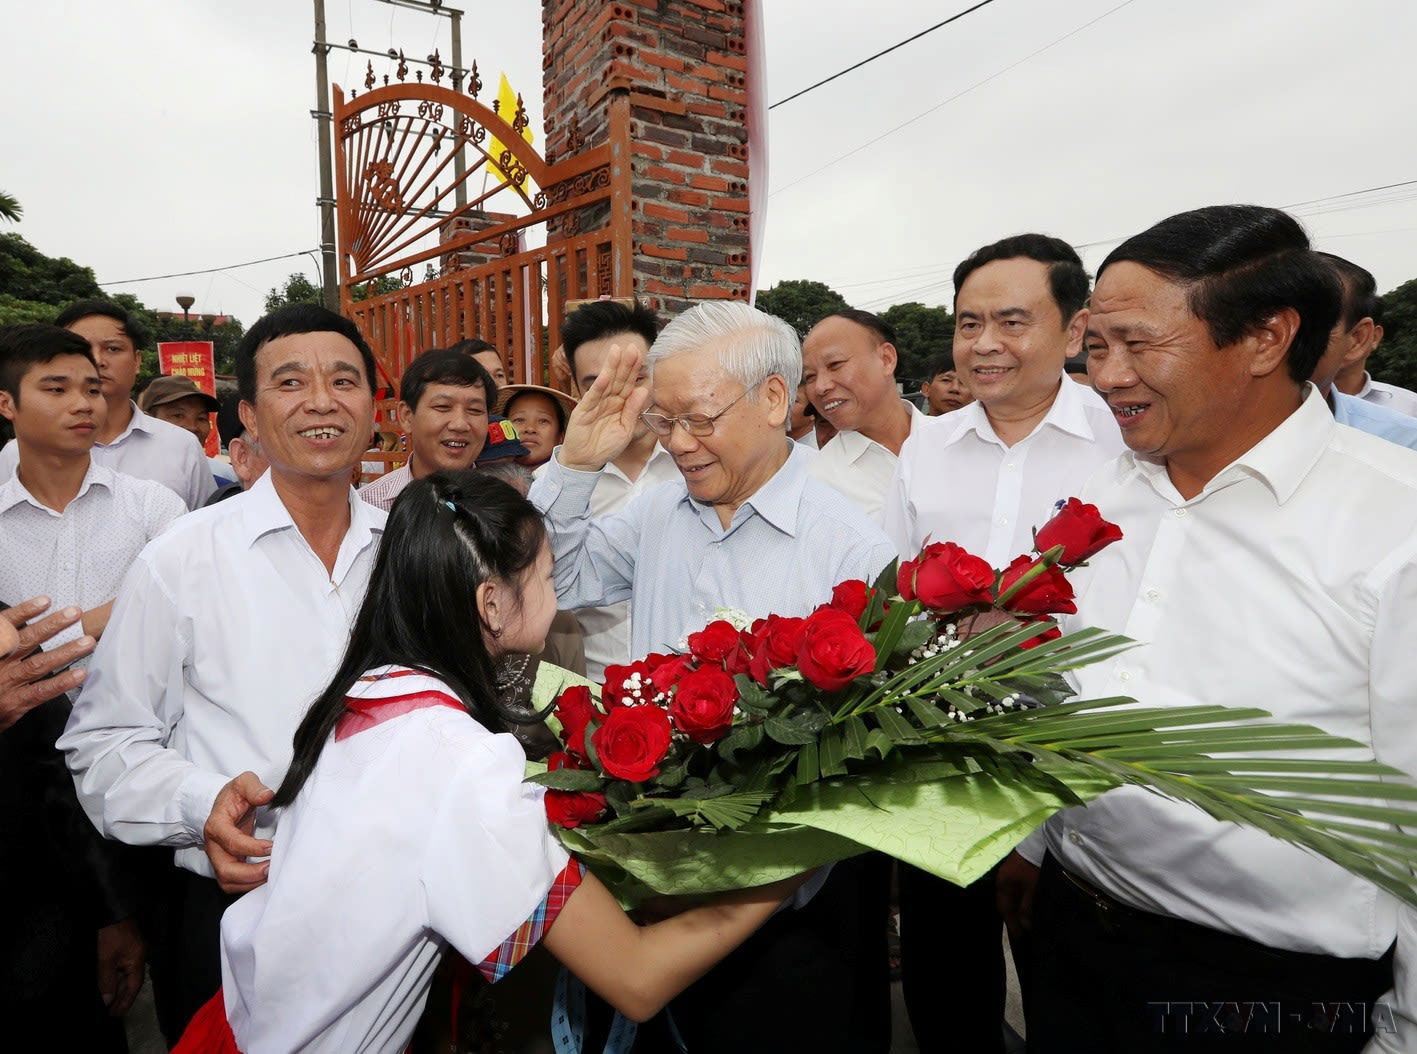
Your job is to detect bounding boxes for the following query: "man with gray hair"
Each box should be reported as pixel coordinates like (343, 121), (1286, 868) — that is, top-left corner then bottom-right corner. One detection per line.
(529, 299), (895, 1052)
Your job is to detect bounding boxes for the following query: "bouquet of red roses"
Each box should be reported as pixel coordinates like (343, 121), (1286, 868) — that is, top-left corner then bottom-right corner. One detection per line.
(528, 499), (1417, 905)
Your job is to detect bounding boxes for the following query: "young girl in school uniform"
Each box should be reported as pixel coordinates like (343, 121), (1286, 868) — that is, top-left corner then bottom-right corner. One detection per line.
(176, 471), (806, 1053)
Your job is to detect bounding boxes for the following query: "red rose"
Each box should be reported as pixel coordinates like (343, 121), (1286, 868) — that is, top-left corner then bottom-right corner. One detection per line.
(591, 703), (672, 781)
(602, 660), (655, 708)
(669, 666), (739, 743)
(997, 555), (1077, 615)
(553, 685), (598, 761)
(897, 542), (996, 612)
(828, 580), (869, 619)
(646, 653), (695, 696)
(795, 608), (877, 692)
(1035, 498), (1123, 565)
(1018, 618), (1063, 650)
(686, 620), (742, 665)
(543, 752), (606, 829)
(746, 614), (808, 686)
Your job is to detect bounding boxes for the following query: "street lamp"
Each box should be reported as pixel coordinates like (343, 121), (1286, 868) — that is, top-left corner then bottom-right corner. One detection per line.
(176, 295), (196, 323)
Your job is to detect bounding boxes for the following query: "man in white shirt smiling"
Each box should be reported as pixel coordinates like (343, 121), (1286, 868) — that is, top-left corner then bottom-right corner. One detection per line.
(882, 234), (1124, 1053)
(0, 300), (215, 510)
(803, 309), (926, 524)
(60, 304), (387, 1041)
(1005, 205), (1417, 1053)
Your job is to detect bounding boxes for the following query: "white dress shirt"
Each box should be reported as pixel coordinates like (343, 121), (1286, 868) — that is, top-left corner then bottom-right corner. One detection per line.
(575, 443), (681, 680)
(59, 471), (387, 878)
(883, 377), (1125, 565)
(1356, 372), (1417, 417)
(0, 402), (216, 510)
(1020, 387), (1417, 1049)
(809, 400), (928, 525)
(0, 461), (185, 649)
(223, 668), (570, 1054)
(530, 441), (897, 657)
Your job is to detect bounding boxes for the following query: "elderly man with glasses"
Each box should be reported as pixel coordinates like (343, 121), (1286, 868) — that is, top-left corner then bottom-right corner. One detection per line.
(528, 299), (896, 1053)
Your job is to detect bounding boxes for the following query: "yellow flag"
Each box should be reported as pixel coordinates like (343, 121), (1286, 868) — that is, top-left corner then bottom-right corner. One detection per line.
(485, 73), (535, 184)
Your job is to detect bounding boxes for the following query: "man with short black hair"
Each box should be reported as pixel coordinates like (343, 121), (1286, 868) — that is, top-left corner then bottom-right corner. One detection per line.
(803, 308), (925, 523)
(204, 397), (269, 505)
(359, 348), (496, 511)
(919, 351), (973, 414)
(61, 304), (388, 1040)
(1011, 205), (1417, 1053)
(1327, 258), (1417, 416)
(558, 299), (679, 680)
(0, 300), (215, 509)
(884, 233), (1124, 1054)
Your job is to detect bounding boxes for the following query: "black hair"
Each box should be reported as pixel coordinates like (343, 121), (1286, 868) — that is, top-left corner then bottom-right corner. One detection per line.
(234, 304), (377, 404)
(953, 233), (1090, 322)
(0, 323), (97, 404)
(815, 308), (898, 349)
(400, 348), (496, 411)
(53, 299), (151, 350)
(504, 389), (568, 436)
(1100, 205), (1342, 384)
(924, 352), (958, 379)
(1317, 252), (1382, 330)
(444, 339), (503, 381)
(273, 471), (548, 807)
(561, 300), (660, 379)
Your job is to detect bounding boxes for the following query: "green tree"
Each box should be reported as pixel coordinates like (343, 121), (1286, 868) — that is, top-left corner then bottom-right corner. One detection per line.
(1372, 278), (1417, 394)
(264, 272), (323, 314)
(880, 302), (954, 388)
(0, 192), (21, 223)
(755, 279), (850, 337)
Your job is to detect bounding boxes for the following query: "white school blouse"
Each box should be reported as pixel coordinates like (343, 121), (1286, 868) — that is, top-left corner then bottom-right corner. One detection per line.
(221, 667), (579, 1054)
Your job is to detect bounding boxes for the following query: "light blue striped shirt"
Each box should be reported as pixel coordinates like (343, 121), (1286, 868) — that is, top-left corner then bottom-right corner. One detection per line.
(530, 441), (897, 657)
(1331, 390), (1417, 452)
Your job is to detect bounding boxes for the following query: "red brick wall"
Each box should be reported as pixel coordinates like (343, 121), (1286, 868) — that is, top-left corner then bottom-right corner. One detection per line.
(543, 0), (752, 314)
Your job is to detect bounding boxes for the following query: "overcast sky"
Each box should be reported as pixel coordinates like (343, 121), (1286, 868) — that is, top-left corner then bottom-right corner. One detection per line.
(5, 0), (1416, 328)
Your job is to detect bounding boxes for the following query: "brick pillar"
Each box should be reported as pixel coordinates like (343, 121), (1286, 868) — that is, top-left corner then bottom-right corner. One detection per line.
(542, 0), (752, 315)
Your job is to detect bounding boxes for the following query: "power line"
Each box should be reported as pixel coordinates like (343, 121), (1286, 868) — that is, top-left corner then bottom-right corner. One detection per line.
(768, 0), (999, 110)
(769, 0), (1137, 198)
(97, 250), (319, 287)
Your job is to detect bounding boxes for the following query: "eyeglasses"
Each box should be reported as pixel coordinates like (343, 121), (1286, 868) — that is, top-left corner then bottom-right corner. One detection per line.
(639, 385), (755, 438)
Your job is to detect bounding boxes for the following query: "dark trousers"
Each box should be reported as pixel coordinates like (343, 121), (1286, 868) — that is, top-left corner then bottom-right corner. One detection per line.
(634, 855), (891, 1053)
(899, 862), (1007, 1054)
(4, 929), (129, 1053)
(1028, 853), (1395, 1053)
(149, 866), (240, 1046)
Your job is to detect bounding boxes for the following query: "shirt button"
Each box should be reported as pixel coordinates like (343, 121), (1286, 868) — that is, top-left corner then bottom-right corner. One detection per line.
(1145, 587), (1160, 602)
(998, 517), (1008, 526)
(1118, 670), (1131, 683)
(1173, 508), (1187, 518)
(1068, 831), (1085, 847)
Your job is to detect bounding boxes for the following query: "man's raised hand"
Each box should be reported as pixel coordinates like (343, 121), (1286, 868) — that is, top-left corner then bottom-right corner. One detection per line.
(558, 343), (651, 472)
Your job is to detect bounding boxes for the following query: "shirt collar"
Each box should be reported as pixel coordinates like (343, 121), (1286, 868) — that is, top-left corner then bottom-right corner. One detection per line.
(0, 459), (112, 516)
(602, 440), (674, 485)
(829, 399), (927, 463)
(1356, 372), (1375, 400)
(939, 375), (1095, 449)
(237, 469), (386, 549)
(682, 440), (807, 537)
(1129, 384), (1332, 506)
(105, 401), (157, 445)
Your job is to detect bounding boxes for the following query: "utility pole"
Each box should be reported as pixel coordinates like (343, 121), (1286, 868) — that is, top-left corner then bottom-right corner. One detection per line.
(312, 0), (340, 310)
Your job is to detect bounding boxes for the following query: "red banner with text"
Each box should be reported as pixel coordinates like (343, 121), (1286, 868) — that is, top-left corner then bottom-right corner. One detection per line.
(157, 341), (218, 456)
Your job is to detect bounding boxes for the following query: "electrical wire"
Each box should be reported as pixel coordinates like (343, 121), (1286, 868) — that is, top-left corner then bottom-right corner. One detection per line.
(769, 0), (1138, 197)
(768, 1), (999, 110)
(96, 250), (319, 287)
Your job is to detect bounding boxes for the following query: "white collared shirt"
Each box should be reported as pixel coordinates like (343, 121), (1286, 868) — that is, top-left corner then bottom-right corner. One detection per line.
(1024, 387), (1417, 1046)
(0, 461), (185, 650)
(1356, 372), (1417, 417)
(59, 471), (387, 878)
(576, 443), (681, 680)
(0, 402), (216, 510)
(883, 377), (1125, 566)
(809, 399), (927, 525)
